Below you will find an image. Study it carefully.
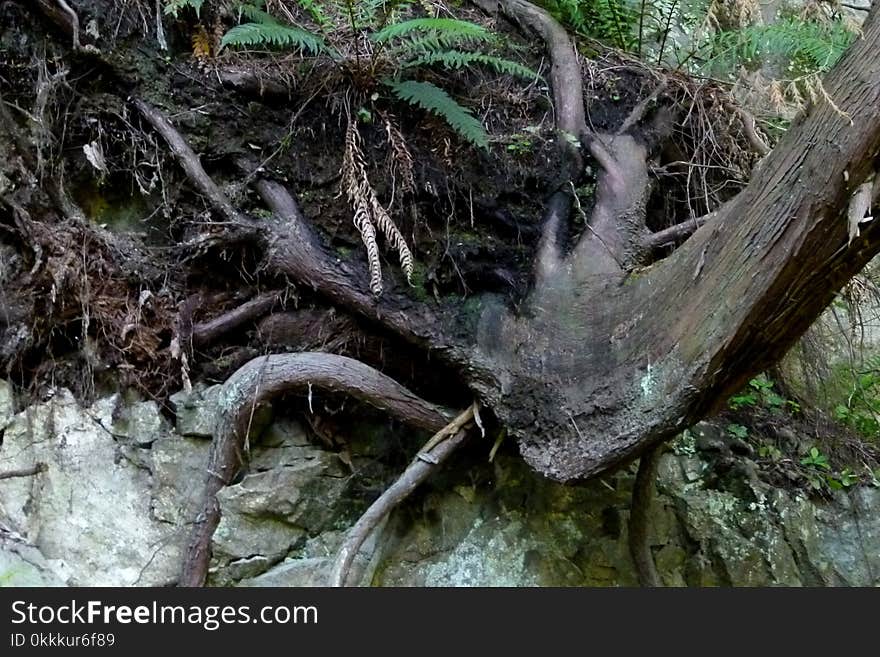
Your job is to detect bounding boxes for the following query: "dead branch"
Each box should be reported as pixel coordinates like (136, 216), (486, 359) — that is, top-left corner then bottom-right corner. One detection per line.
(729, 104), (770, 157)
(0, 463), (48, 481)
(642, 211), (715, 251)
(133, 99), (247, 226)
(192, 291), (283, 349)
(329, 405), (475, 587)
(628, 445), (662, 587)
(180, 352), (450, 587)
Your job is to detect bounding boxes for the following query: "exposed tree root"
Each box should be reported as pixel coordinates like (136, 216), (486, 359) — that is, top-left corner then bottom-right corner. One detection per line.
(628, 445), (663, 587)
(133, 99), (248, 227)
(192, 291), (283, 349)
(180, 352), (450, 587)
(329, 404), (475, 587)
(0, 462), (48, 481)
(134, 99), (459, 364)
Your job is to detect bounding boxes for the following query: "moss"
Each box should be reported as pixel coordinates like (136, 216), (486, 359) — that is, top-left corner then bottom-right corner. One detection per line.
(404, 261), (431, 302)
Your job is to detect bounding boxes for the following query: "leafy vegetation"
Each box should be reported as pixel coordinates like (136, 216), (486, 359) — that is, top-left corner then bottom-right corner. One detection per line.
(728, 375), (799, 413)
(211, 1), (536, 149)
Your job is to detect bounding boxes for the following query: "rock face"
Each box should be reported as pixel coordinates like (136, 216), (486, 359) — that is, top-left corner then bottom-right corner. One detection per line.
(1, 383), (878, 587)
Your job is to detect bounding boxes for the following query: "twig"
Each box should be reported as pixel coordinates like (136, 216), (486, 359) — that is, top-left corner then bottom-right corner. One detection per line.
(330, 405), (475, 587)
(0, 463), (48, 481)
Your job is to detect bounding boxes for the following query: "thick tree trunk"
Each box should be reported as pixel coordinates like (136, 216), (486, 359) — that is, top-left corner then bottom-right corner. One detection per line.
(477, 3), (880, 481)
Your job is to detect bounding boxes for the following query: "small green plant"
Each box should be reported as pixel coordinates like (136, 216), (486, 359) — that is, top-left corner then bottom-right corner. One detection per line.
(164, 0), (205, 18)
(726, 423), (748, 439)
(727, 374), (800, 413)
(801, 446), (830, 471)
(758, 443), (782, 461)
(506, 133), (535, 156)
(728, 390), (757, 410)
(538, 0), (639, 51)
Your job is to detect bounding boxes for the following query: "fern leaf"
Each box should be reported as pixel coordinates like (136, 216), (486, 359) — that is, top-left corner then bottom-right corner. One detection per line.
(164, 0), (204, 18)
(237, 4), (278, 25)
(373, 18), (491, 45)
(386, 79), (488, 150)
(220, 22), (324, 54)
(405, 50), (538, 80)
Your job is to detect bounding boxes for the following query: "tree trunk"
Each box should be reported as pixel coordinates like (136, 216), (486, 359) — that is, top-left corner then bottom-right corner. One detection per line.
(465, 2), (880, 481)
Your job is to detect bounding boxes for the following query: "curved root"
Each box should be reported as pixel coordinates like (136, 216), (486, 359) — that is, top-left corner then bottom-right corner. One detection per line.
(179, 352), (450, 587)
(329, 405), (476, 587)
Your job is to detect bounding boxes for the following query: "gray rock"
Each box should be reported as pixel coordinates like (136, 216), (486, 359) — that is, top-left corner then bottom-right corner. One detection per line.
(0, 534), (66, 587)
(211, 449), (350, 580)
(0, 379), (14, 430)
(0, 389), (183, 586)
(150, 433), (212, 525)
(238, 558), (331, 587)
(169, 384), (222, 438)
(112, 399), (171, 447)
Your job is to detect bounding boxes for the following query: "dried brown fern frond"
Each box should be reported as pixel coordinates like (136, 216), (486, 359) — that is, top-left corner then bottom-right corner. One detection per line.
(343, 119), (383, 295)
(382, 113), (416, 195)
(192, 24), (212, 62)
(341, 118), (415, 296)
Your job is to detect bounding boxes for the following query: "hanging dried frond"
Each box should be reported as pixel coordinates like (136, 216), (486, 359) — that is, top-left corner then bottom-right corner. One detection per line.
(192, 24), (212, 61)
(382, 113), (416, 195)
(341, 118), (415, 296)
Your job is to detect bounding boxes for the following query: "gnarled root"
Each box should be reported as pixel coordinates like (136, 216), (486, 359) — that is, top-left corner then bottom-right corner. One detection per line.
(329, 405), (476, 587)
(628, 445), (663, 587)
(179, 352), (450, 587)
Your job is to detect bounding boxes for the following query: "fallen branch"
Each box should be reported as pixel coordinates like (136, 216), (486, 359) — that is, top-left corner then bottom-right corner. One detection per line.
(642, 211), (715, 251)
(0, 463), (48, 481)
(192, 291), (283, 349)
(729, 104), (770, 157)
(329, 404), (475, 587)
(180, 352), (450, 587)
(133, 98), (247, 226)
(628, 445), (663, 587)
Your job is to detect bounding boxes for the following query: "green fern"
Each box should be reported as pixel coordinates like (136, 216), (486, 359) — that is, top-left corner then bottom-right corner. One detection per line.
(385, 79), (489, 150)
(294, 0), (334, 31)
(237, 3), (277, 25)
(703, 19), (855, 74)
(404, 51), (538, 80)
(164, 0), (204, 18)
(373, 18), (492, 46)
(221, 21), (325, 53)
(538, 0), (639, 51)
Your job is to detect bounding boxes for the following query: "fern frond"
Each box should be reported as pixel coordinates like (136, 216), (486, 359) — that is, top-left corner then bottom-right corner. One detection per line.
(237, 4), (277, 25)
(293, 0), (333, 31)
(373, 18), (491, 45)
(386, 80), (488, 150)
(164, 0), (204, 18)
(342, 118), (415, 295)
(706, 18), (855, 73)
(220, 22), (324, 53)
(404, 50), (539, 80)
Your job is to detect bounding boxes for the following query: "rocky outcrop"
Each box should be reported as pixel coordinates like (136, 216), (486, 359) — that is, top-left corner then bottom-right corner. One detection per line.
(0, 384), (877, 587)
